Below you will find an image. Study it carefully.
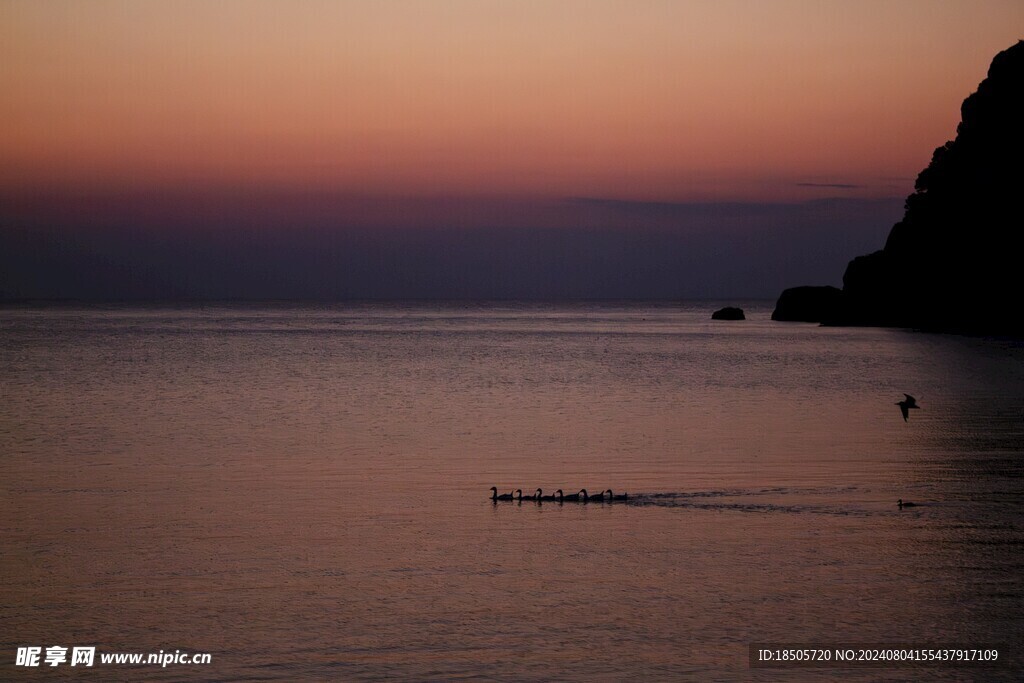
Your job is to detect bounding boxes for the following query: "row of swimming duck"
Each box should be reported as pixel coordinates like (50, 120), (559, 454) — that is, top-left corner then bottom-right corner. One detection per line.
(490, 487), (627, 503)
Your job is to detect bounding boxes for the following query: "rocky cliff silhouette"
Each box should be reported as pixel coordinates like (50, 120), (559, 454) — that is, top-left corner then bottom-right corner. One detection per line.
(774, 40), (1024, 335)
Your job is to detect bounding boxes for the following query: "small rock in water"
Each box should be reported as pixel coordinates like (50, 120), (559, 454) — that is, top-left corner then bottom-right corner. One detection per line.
(711, 306), (745, 321)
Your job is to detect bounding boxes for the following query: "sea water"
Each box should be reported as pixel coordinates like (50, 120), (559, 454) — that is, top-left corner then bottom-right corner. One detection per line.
(2, 302), (1022, 680)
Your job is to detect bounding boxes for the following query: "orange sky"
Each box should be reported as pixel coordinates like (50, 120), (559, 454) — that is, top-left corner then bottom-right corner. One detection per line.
(1, 1), (1022, 201)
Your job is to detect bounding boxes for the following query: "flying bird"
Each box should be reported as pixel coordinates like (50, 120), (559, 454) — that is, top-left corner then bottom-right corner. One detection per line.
(896, 394), (920, 422)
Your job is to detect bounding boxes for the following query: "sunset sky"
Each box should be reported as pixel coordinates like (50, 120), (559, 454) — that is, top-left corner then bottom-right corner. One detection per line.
(1, 1), (1022, 299)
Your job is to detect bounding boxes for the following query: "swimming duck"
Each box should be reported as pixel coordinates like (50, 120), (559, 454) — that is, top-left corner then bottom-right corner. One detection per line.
(606, 489), (628, 501)
(583, 489), (604, 503)
(562, 489), (583, 502)
(515, 489), (535, 502)
(490, 487), (514, 501)
(897, 498), (917, 508)
(536, 488), (556, 502)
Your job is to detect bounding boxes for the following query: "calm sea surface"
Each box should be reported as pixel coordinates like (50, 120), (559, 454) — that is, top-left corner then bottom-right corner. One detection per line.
(2, 302), (1023, 681)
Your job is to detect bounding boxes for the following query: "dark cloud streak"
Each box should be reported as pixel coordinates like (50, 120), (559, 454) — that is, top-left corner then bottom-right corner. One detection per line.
(794, 182), (862, 189)
(0, 191), (902, 301)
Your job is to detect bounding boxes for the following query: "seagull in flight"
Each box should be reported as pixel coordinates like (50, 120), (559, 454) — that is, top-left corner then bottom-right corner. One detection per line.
(896, 394), (920, 422)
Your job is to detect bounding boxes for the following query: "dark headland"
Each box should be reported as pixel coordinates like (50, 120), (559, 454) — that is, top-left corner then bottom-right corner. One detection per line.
(773, 40), (1024, 336)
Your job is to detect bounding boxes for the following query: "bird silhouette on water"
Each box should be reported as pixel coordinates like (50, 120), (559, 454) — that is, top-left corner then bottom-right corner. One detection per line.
(490, 487), (514, 502)
(515, 489), (536, 502)
(896, 394), (920, 422)
(562, 489), (584, 503)
(898, 498), (917, 509)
